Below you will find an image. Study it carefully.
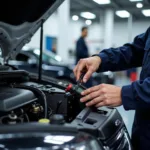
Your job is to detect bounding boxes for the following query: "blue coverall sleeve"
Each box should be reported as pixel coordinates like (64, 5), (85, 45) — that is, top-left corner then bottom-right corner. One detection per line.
(97, 28), (150, 72)
(96, 27), (150, 110)
(122, 78), (150, 110)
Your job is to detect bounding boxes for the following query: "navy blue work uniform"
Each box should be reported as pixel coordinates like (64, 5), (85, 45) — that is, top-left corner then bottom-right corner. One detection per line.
(76, 37), (89, 64)
(96, 27), (150, 150)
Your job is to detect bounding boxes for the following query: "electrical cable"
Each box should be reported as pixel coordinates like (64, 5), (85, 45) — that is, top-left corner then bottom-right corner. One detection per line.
(24, 113), (29, 122)
(48, 106), (53, 117)
(12, 84), (47, 118)
(56, 100), (63, 114)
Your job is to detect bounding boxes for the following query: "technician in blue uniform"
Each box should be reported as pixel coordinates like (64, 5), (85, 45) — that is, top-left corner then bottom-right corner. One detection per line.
(74, 27), (150, 150)
(76, 26), (89, 64)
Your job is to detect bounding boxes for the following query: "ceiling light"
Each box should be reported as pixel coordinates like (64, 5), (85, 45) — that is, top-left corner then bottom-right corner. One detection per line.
(80, 12), (96, 19)
(129, 0), (143, 2)
(142, 9), (150, 17)
(116, 10), (130, 18)
(93, 0), (111, 4)
(85, 20), (92, 25)
(72, 15), (79, 21)
(136, 3), (143, 8)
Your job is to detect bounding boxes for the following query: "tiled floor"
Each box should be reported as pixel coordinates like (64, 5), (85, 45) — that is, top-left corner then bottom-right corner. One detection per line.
(115, 75), (135, 136)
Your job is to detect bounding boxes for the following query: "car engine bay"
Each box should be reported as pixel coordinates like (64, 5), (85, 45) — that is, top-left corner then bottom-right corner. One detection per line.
(0, 68), (84, 124)
(0, 67), (132, 150)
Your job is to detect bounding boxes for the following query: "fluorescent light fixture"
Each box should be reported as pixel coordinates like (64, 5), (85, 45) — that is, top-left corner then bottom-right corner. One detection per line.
(72, 15), (79, 21)
(142, 9), (150, 17)
(85, 20), (92, 25)
(136, 3), (143, 8)
(116, 10), (130, 18)
(80, 12), (96, 19)
(93, 0), (110, 4)
(129, 0), (143, 2)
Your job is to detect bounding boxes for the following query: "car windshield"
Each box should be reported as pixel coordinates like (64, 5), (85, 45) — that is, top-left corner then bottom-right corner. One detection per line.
(42, 51), (62, 65)
(22, 47), (63, 65)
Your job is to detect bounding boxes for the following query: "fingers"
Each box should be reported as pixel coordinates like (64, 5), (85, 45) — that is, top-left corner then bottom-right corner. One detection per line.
(73, 66), (77, 79)
(82, 85), (100, 96)
(75, 59), (86, 81)
(86, 95), (104, 107)
(96, 102), (105, 108)
(73, 58), (95, 82)
(80, 84), (109, 107)
(83, 60), (95, 83)
(80, 84), (122, 108)
(83, 69), (93, 83)
(80, 88), (101, 103)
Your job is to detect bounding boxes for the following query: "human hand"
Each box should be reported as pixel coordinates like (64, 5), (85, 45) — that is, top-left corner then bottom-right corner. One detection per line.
(73, 56), (101, 83)
(80, 84), (122, 108)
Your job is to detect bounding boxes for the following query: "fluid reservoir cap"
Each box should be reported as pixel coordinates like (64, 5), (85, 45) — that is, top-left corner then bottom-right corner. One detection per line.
(38, 119), (50, 124)
(50, 115), (65, 125)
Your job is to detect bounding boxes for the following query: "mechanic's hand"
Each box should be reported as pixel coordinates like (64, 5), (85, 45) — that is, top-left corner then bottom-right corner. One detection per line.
(80, 84), (122, 108)
(73, 56), (101, 83)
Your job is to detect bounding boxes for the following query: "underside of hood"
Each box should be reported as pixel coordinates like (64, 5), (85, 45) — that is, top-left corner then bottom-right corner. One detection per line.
(0, 0), (64, 61)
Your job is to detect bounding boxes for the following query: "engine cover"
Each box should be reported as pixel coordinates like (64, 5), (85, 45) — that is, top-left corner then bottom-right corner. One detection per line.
(0, 70), (83, 124)
(0, 87), (37, 111)
(21, 82), (69, 116)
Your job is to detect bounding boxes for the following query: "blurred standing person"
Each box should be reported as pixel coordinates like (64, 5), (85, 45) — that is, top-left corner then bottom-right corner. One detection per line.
(76, 27), (89, 64)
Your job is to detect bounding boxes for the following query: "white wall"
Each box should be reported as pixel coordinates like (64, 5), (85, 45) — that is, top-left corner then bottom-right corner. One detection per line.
(113, 20), (150, 48)
(26, 13), (150, 63)
(26, 13), (58, 49)
(57, 0), (70, 62)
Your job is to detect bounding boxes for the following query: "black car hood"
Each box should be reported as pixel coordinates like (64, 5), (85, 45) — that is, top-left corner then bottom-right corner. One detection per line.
(0, 0), (64, 61)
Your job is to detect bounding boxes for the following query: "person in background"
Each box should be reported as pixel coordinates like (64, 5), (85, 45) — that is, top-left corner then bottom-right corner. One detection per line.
(76, 26), (89, 64)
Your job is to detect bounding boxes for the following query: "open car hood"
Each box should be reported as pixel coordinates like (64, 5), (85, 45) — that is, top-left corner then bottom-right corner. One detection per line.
(0, 0), (64, 61)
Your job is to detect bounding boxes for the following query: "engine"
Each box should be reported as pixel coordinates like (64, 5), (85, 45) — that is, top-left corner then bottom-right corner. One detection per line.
(0, 69), (83, 125)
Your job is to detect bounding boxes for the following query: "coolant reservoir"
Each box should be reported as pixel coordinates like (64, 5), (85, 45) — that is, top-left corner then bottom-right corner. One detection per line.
(38, 118), (50, 124)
